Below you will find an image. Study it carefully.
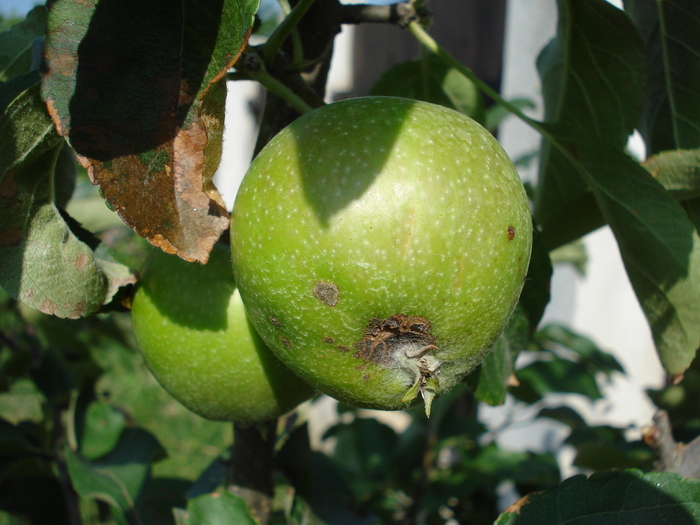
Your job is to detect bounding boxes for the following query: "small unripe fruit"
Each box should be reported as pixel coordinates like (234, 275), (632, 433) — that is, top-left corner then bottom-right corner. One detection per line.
(231, 97), (532, 415)
(131, 245), (314, 423)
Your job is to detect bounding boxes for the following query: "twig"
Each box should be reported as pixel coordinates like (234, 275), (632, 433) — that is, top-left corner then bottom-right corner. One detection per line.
(341, 3), (423, 27)
(226, 420), (278, 524)
(265, 0), (317, 64)
(238, 52), (314, 115)
(643, 410), (700, 479)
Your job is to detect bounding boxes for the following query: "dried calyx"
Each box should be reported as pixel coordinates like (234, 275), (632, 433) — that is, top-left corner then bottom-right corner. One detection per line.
(354, 314), (442, 416)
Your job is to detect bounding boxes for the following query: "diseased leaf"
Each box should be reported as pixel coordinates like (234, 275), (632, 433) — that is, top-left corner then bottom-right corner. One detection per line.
(544, 123), (700, 377)
(535, 0), (647, 249)
(0, 6), (46, 82)
(0, 84), (134, 318)
(644, 148), (700, 201)
(496, 470), (700, 525)
(41, 0), (260, 263)
(625, 0), (700, 154)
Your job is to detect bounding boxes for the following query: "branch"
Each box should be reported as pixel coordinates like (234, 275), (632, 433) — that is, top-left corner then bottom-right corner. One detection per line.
(236, 52), (315, 115)
(643, 410), (700, 478)
(226, 420), (278, 525)
(341, 3), (425, 28)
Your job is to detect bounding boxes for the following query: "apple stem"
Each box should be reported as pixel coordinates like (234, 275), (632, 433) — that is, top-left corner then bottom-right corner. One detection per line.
(226, 419), (278, 524)
(237, 53), (315, 115)
(406, 20), (573, 161)
(263, 0), (317, 65)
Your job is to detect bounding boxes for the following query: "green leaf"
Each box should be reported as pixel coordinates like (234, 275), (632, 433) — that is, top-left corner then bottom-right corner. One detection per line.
(79, 401), (127, 461)
(0, 6), (46, 82)
(41, 0), (260, 263)
(544, 124), (700, 377)
(496, 470), (700, 525)
(65, 427), (165, 523)
(625, 0), (700, 154)
(0, 85), (135, 318)
(369, 52), (485, 123)
(535, 0), (647, 248)
(644, 148), (700, 201)
(182, 492), (258, 525)
(485, 98), (535, 133)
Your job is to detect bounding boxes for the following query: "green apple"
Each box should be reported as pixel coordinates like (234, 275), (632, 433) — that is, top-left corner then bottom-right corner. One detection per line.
(130, 244), (315, 423)
(230, 97), (532, 415)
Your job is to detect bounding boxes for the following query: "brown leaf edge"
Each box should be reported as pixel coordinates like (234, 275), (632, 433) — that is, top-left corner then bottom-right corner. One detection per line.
(43, 27), (252, 264)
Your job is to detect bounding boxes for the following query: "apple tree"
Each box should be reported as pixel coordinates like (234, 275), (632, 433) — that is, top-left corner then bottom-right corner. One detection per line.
(1, 0), (699, 524)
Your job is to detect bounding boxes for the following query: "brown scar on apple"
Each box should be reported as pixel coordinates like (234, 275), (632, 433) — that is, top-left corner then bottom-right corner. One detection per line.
(313, 281), (339, 306)
(354, 314), (437, 366)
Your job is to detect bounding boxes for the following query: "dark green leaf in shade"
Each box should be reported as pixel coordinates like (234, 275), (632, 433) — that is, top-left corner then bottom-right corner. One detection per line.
(647, 355), (700, 443)
(475, 227), (552, 406)
(0, 84), (135, 318)
(567, 425), (655, 471)
(475, 307), (528, 406)
(0, 477), (71, 525)
(0, 6), (46, 82)
(41, 0), (260, 263)
(495, 470), (700, 525)
(138, 478), (189, 525)
(0, 510), (30, 525)
(323, 417), (399, 496)
(644, 148), (700, 201)
(517, 227), (553, 333)
(0, 417), (44, 457)
(543, 124), (700, 377)
(0, 70), (39, 113)
(277, 422), (377, 525)
(369, 52), (485, 123)
(625, 0), (700, 154)
(534, 0), (647, 249)
(538, 407), (654, 471)
(511, 358), (602, 404)
(65, 427), (166, 523)
(181, 492), (258, 525)
(533, 324), (624, 375)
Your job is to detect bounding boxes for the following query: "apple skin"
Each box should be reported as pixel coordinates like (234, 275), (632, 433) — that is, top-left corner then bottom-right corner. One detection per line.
(130, 244), (315, 423)
(230, 97), (532, 413)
